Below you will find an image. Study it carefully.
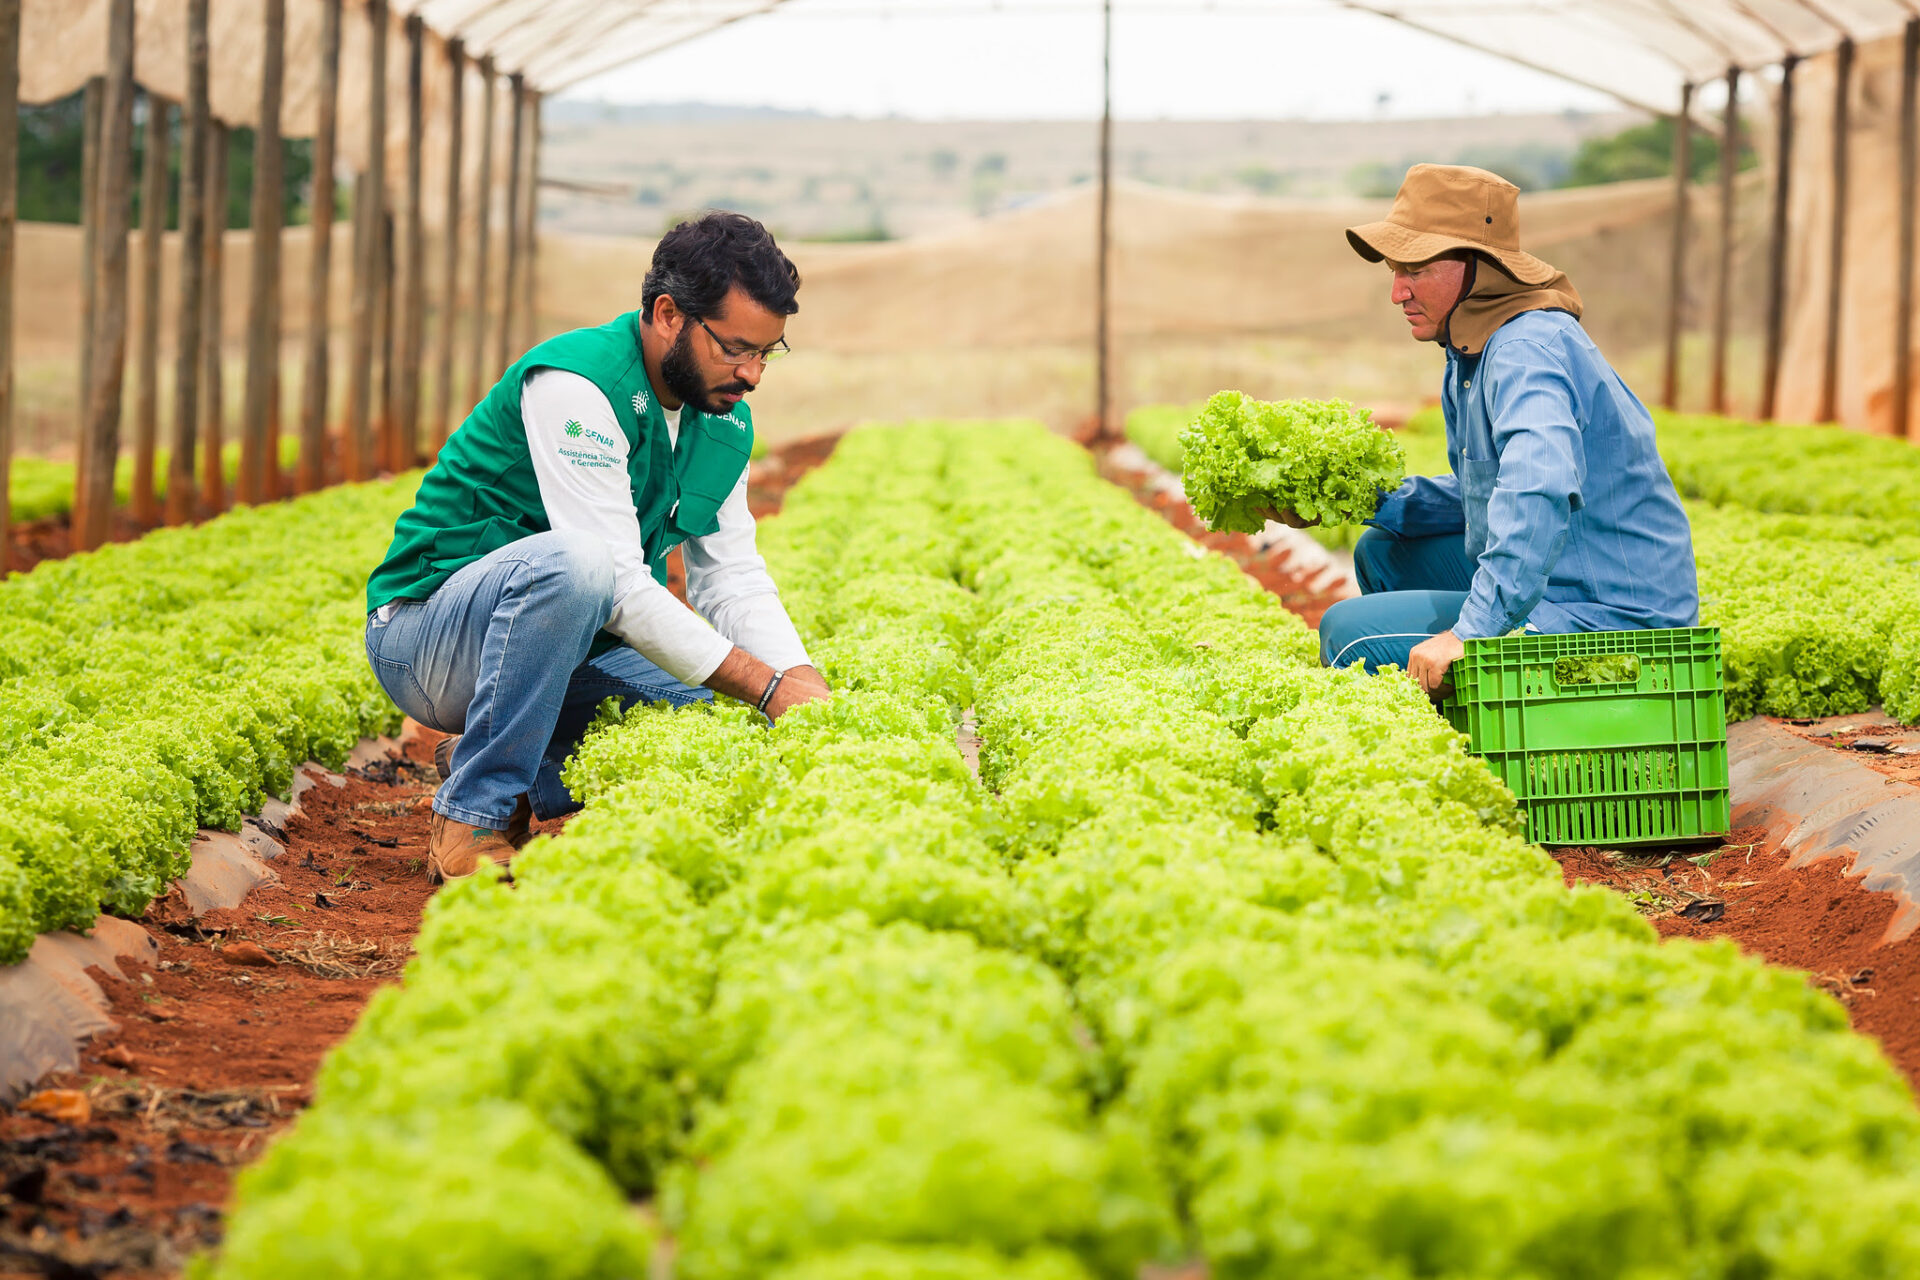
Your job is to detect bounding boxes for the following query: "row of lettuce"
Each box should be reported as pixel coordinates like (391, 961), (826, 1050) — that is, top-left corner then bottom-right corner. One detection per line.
(206, 422), (1920, 1279)
(1126, 402), (1920, 722)
(3, 434), (774, 526)
(0, 478), (411, 964)
(4, 438), (305, 524)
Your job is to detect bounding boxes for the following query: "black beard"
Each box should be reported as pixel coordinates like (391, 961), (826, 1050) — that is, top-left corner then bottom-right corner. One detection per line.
(660, 324), (752, 416)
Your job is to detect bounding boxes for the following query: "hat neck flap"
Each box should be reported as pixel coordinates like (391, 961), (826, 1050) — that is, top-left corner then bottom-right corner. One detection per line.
(1441, 254), (1584, 356)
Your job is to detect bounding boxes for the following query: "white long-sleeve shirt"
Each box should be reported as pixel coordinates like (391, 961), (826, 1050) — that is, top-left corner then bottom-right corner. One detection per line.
(521, 367), (810, 687)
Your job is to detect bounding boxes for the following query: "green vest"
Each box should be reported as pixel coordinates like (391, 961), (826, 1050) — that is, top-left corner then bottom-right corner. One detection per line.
(365, 311), (755, 656)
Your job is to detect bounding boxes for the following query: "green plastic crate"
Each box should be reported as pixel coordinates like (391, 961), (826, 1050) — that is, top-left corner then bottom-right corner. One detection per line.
(1441, 626), (1730, 846)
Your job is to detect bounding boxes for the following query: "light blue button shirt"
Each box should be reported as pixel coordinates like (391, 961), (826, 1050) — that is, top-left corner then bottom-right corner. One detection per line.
(1369, 310), (1700, 640)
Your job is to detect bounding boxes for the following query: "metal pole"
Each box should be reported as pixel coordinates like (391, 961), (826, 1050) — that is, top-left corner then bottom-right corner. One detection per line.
(498, 71), (524, 371)
(76, 75), (102, 516)
(1711, 65), (1740, 417)
(299, 0), (341, 493)
(1762, 54), (1796, 422)
(1896, 19), (1919, 439)
(239, 0), (285, 505)
(1820, 37), (1854, 424)
(393, 12), (425, 472)
(468, 55), (495, 412)
(1095, 0), (1114, 440)
(199, 119), (226, 513)
(76, 0), (135, 551)
(433, 38), (465, 448)
(1663, 82), (1694, 411)
(345, 0), (387, 481)
(168, 0), (208, 524)
(0, 0), (18, 572)
(132, 93), (170, 523)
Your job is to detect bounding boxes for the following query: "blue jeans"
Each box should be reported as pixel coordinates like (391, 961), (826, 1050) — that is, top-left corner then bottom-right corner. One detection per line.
(1317, 527), (1475, 672)
(364, 530), (712, 828)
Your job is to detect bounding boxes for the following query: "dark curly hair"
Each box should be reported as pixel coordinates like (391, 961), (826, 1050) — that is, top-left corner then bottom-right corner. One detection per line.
(641, 210), (801, 323)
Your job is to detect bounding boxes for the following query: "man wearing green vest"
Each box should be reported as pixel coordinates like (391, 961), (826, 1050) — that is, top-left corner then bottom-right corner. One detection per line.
(364, 212), (828, 882)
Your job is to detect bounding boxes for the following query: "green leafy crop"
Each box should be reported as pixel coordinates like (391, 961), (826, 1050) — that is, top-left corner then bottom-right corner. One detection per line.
(208, 420), (1920, 1280)
(1177, 391), (1406, 534)
(0, 476), (413, 961)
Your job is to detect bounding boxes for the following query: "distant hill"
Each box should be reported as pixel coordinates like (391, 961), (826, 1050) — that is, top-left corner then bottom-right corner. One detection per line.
(538, 105), (1638, 242)
(544, 100), (832, 125)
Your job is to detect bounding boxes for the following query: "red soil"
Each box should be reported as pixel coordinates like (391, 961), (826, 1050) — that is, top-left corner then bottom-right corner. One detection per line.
(1551, 821), (1920, 1088)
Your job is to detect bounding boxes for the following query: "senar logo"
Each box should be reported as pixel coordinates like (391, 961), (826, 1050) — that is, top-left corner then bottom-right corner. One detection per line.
(564, 420), (584, 438)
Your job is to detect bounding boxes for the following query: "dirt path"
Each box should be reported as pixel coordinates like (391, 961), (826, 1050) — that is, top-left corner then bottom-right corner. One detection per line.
(0, 436), (842, 1280)
(0, 740), (443, 1279)
(1553, 819), (1920, 1086)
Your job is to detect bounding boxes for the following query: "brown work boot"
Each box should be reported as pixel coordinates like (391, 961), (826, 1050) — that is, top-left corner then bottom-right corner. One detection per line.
(426, 812), (518, 883)
(433, 734), (532, 849)
(432, 733), (458, 781)
(504, 795), (533, 849)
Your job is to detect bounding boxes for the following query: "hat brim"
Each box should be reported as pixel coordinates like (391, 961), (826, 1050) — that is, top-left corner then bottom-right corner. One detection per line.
(1345, 220), (1559, 287)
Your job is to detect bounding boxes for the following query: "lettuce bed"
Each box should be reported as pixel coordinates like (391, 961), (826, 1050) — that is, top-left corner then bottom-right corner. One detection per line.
(210, 423), (1920, 1279)
(0, 477), (413, 963)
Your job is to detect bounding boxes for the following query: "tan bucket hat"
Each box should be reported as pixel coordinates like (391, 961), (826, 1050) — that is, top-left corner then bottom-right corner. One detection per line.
(1346, 163), (1559, 286)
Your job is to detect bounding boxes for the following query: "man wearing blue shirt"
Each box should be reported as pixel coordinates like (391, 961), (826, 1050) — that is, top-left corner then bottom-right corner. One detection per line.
(1315, 164), (1699, 695)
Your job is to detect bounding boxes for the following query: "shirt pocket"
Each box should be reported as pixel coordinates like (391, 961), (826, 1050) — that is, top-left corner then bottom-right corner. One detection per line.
(1458, 456), (1500, 554)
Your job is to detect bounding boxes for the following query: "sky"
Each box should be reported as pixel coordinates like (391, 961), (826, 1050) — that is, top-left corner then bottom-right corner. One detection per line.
(561, 4), (1623, 122)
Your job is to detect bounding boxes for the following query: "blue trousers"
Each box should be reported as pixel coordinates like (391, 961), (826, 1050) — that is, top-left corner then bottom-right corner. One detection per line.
(1318, 527), (1475, 672)
(364, 530), (712, 828)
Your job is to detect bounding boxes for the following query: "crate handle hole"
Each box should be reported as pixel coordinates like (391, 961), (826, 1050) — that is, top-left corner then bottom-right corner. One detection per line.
(1553, 653), (1641, 687)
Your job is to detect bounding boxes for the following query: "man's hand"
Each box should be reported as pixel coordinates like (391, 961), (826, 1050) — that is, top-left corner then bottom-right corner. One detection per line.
(765, 664), (831, 720)
(706, 648), (830, 721)
(1255, 504), (1321, 529)
(1406, 630), (1465, 698)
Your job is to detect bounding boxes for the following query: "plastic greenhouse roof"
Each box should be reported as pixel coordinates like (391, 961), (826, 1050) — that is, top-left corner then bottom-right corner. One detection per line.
(405, 0), (1920, 113)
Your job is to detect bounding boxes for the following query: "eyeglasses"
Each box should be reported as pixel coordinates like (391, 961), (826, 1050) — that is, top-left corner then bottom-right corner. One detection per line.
(695, 316), (791, 366)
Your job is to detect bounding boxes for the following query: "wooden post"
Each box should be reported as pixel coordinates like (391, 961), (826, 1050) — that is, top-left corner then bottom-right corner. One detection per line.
(378, 207), (395, 461)
(298, 0), (341, 493)
(1762, 54), (1796, 422)
(0, 0), (18, 573)
(499, 72), (524, 371)
(168, 0), (209, 524)
(199, 119), (226, 512)
(392, 12), (424, 473)
(239, 0), (285, 505)
(76, 75), (102, 513)
(132, 93), (170, 523)
(432, 39), (465, 448)
(1820, 37), (1854, 424)
(1095, 0), (1114, 440)
(520, 90), (540, 351)
(75, 0), (135, 551)
(1663, 83), (1694, 411)
(1716, 67), (1748, 397)
(344, 0), (387, 481)
(1896, 19), (1919, 439)
(468, 55), (495, 412)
